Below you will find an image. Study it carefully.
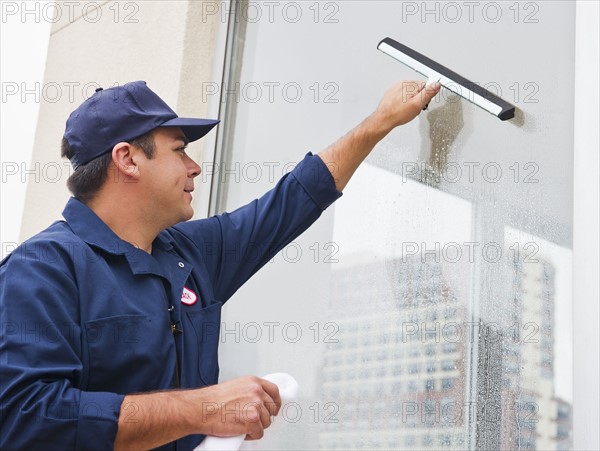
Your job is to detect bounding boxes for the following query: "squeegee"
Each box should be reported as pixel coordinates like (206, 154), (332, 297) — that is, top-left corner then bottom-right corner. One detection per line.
(378, 37), (515, 121)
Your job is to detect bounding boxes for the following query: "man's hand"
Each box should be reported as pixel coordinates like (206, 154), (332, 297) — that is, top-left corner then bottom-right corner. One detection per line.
(372, 80), (442, 133)
(318, 80), (441, 192)
(114, 375), (282, 450)
(194, 375), (282, 441)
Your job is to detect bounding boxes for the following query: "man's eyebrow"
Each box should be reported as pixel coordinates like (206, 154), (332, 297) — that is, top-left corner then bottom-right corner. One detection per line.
(175, 134), (189, 146)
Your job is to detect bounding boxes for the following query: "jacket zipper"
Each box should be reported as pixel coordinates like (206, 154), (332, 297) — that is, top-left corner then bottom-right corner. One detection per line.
(171, 322), (182, 388)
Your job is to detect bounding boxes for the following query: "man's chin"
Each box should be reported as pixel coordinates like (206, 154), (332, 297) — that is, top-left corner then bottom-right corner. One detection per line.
(166, 208), (195, 228)
(178, 208), (194, 223)
(183, 205), (195, 222)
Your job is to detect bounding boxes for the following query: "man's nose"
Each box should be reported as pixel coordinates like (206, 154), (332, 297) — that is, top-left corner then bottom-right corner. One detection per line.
(186, 154), (201, 178)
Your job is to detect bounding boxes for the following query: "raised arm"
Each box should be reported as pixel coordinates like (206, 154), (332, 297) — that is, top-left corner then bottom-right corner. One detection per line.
(318, 80), (441, 192)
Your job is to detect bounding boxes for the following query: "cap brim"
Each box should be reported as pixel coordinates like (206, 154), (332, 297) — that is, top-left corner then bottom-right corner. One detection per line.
(161, 117), (220, 142)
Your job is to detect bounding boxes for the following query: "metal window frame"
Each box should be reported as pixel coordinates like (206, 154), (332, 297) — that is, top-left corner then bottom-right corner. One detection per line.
(206, 0), (248, 217)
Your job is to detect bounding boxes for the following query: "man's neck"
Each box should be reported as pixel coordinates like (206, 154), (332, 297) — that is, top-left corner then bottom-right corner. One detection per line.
(87, 197), (159, 254)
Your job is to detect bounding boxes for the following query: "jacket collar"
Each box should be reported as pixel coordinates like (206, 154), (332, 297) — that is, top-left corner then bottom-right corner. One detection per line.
(62, 197), (175, 275)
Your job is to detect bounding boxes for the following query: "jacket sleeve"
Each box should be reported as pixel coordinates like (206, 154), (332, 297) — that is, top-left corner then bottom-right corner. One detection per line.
(0, 240), (124, 451)
(170, 152), (342, 302)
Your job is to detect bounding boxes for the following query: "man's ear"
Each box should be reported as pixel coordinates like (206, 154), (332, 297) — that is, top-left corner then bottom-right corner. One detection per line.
(111, 142), (141, 180)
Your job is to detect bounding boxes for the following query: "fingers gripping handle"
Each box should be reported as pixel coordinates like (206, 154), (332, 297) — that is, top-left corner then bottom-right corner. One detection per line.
(194, 373), (299, 451)
(423, 75), (441, 110)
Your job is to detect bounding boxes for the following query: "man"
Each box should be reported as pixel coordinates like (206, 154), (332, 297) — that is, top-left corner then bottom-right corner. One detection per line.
(0, 79), (440, 450)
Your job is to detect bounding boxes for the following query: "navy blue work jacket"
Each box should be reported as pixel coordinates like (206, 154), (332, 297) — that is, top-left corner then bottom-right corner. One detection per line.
(0, 153), (341, 450)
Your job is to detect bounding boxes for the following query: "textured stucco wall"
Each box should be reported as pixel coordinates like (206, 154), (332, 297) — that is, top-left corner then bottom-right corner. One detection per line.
(20, 0), (220, 241)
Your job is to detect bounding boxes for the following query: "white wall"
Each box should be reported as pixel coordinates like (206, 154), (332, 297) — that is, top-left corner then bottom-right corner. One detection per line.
(9, 1), (222, 242)
(0, 1), (51, 256)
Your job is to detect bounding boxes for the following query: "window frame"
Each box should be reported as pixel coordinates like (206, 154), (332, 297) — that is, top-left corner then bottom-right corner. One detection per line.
(573, 2), (599, 449)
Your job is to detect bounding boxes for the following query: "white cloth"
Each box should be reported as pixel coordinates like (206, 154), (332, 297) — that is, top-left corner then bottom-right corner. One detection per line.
(194, 373), (299, 451)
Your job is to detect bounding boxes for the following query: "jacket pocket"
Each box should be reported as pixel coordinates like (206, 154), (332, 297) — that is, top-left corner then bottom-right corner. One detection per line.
(83, 314), (173, 393)
(185, 301), (223, 386)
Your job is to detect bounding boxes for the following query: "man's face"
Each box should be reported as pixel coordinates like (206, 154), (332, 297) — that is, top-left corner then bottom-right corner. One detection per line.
(137, 126), (201, 228)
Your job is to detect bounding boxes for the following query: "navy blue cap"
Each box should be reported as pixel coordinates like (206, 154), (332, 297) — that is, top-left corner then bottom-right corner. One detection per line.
(64, 81), (220, 169)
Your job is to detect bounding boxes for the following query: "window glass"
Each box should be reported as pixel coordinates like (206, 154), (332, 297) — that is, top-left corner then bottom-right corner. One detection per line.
(214, 1), (574, 449)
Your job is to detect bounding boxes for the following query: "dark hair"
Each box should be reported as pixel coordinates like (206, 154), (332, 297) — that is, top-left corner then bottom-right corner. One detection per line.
(62, 132), (156, 203)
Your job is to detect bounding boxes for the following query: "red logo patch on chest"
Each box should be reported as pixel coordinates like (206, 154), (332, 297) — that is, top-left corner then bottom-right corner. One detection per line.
(181, 286), (198, 305)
